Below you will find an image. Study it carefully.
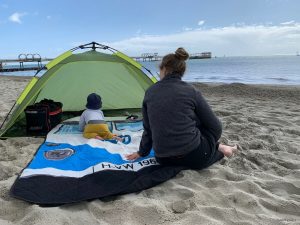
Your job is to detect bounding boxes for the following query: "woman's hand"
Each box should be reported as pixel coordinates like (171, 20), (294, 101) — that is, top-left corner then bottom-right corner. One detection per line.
(125, 152), (141, 161)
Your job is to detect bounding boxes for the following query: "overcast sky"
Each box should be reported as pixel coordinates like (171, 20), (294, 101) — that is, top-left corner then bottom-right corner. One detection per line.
(1, 0), (300, 58)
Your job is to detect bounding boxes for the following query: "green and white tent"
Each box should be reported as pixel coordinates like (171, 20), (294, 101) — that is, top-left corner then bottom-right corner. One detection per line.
(0, 42), (157, 137)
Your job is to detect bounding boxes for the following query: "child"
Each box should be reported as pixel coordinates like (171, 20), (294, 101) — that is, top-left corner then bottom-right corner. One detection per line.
(79, 93), (122, 141)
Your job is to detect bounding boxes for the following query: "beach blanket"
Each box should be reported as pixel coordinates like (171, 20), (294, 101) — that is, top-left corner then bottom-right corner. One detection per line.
(10, 118), (183, 205)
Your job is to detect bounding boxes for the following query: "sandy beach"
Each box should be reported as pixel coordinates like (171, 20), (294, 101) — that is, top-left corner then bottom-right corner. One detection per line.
(0, 75), (299, 225)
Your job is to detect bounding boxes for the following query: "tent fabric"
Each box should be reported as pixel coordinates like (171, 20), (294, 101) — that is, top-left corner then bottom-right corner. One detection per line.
(10, 119), (184, 205)
(46, 50), (73, 70)
(0, 47), (155, 138)
(35, 61), (149, 111)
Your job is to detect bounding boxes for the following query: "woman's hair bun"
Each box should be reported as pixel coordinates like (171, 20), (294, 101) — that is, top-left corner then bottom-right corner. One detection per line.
(175, 47), (189, 61)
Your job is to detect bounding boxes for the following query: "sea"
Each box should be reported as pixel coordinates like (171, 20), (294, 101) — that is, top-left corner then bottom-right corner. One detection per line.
(1, 56), (299, 85)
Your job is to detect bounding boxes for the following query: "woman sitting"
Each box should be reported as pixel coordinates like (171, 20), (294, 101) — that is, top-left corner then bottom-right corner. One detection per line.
(126, 48), (236, 169)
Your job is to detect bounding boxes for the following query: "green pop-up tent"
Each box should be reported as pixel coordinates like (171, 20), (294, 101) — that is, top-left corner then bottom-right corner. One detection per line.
(0, 42), (157, 137)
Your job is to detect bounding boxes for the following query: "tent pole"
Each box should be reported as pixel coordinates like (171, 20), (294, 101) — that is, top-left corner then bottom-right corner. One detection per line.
(0, 102), (16, 130)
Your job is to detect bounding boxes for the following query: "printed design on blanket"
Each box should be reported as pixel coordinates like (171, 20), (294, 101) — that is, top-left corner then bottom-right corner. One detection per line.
(21, 143), (156, 178)
(44, 148), (75, 160)
(11, 118), (184, 205)
(20, 120), (156, 178)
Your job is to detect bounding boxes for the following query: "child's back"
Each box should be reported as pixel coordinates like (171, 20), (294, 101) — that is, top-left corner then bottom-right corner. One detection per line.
(79, 93), (116, 140)
(79, 108), (105, 131)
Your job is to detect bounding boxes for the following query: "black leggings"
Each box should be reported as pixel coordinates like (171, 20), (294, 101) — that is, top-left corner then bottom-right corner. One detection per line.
(155, 131), (224, 170)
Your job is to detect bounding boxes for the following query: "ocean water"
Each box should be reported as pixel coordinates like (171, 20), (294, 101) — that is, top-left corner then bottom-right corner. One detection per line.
(1, 56), (299, 85)
(142, 56), (300, 85)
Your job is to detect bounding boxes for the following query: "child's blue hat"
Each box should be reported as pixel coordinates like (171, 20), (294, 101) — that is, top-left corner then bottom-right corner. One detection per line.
(86, 93), (102, 110)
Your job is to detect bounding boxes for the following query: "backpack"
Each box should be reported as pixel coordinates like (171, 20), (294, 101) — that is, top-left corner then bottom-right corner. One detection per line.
(24, 99), (63, 135)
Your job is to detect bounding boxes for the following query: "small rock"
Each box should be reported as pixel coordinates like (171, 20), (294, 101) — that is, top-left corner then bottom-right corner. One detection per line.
(171, 200), (189, 213)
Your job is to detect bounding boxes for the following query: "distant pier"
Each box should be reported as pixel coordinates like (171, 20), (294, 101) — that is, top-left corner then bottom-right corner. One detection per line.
(189, 52), (212, 59)
(133, 52), (212, 62)
(132, 53), (162, 62)
(0, 54), (53, 72)
(1, 51), (213, 73)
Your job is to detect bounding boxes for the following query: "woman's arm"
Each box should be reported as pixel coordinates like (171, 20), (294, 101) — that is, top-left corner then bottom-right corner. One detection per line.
(194, 89), (222, 140)
(137, 99), (153, 157)
(125, 99), (152, 161)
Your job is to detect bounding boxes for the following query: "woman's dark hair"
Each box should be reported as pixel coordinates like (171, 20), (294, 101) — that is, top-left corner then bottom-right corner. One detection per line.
(159, 47), (189, 77)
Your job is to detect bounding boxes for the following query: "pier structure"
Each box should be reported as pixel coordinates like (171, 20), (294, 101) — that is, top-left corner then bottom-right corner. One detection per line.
(133, 53), (162, 62)
(0, 54), (53, 72)
(132, 52), (212, 62)
(0, 51), (213, 73)
(189, 52), (212, 59)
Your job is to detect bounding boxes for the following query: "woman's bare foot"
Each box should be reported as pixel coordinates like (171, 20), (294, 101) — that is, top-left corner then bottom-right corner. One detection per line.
(218, 144), (238, 158)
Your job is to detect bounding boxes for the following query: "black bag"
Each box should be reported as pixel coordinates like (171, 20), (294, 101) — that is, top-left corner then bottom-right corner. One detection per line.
(25, 99), (63, 135)
(25, 104), (51, 135)
(39, 99), (63, 128)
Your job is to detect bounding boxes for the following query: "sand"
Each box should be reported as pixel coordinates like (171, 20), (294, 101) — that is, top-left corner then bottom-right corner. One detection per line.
(0, 75), (299, 225)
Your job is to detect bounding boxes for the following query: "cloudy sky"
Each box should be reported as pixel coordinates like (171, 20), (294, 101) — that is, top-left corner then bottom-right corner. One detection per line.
(1, 0), (300, 58)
